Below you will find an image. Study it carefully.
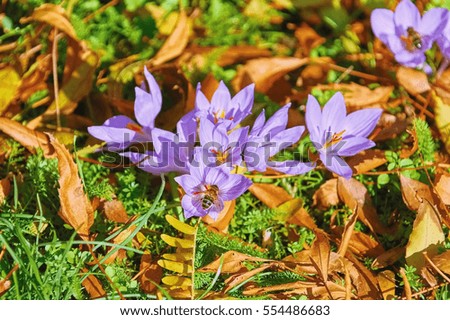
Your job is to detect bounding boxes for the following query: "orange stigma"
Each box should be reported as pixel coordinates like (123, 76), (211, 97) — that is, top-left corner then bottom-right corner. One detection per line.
(126, 123), (144, 134)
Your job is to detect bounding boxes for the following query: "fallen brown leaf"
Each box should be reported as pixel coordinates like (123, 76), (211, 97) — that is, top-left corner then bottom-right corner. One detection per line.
(309, 231), (330, 283)
(371, 246), (405, 269)
(377, 270), (396, 300)
(20, 4), (78, 40)
(315, 83), (392, 111)
(346, 149), (387, 175)
(337, 177), (394, 234)
(0, 117), (54, 156)
(48, 134), (93, 240)
(81, 269), (106, 299)
(294, 23), (325, 57)
(431, 250), (450, 276)
(435, 173), (450, 205)
(400, 175), (434, 211)
(139, 252), (163, 294)
(0, 177), (10, 203)
(233, 57), (308, 93)
(199, 251), (268, 274)
(312, 178), (340, 210)
(248, 183), (292, 208)
(152, 11), (191, 66)
(396, 66), (430, 95)
(102, 199), (129, 223)
(202, 200), (235, 233)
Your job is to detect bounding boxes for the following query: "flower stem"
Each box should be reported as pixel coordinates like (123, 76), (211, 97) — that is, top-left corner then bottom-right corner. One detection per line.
(168, 172), (183, 220)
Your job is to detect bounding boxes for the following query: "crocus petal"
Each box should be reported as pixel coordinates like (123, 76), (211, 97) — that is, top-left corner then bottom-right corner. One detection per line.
(370, 9), (395, 43)
(259, 104), (290, 138)
(343, 108), (382, 138)
(152, 128), (176, 154)
(121, 151), (165, 174)
(269, 160), (316, 175)
(195, 83), (211, 112)
(418, 8), (448, 39)
(204, 166), (230, 187)
(320, 153), (353, 179)
(182, 195), (206, 218)
(321, 92), (346, 135)
(88, 115), (141, 147)
(134, 87), (160, 129)
(395, 49), (426, 66)
(394, 0), (420, 35)
(177, 114), (197, 144)
(207, 196), (225, 220)
(143, 67), (162, 107)
(210, 81), (231, 113)
(175, 174), (202, 194)
(219, 173), (252, 201)
(268, 126), (304, 157)
(250, 110), (266, 136)
(231, 83), (255, 116)
(199, 119), (228, 149)
(305, 94), (323, 143)
(337, 137), (375, 157)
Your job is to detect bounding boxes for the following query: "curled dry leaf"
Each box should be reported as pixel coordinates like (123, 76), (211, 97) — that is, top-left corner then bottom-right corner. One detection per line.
(225, 264), (273, 294)
(294, 23), (325, 57)
(151, 11), (191, 66)
(81, 268), (106, 299)
(0, 178), (11, 203)
(374, 112), (409, 141)
(346, 149), (387, 175)
(233, 57), (308, 93)
(315, 83), (392, 111)
(399, 175), (433, 211)
(435, 173), (450, 205)
(405, 200), (445, 270)
(431, 250), (450, 276)
(139, 252), (163, 294)
(337, 177), (394, 234)
(312, 178), (340, 210)
(248, 183), (292, 208)
(396, 66), (431, 96)
(20, 3), (78, 40)
(0, 117), (54, 156)
(309, 231), (330, 283)
(199, 251), (269, 274)
(48, 134), (93, 240)
(102, 199), (129, 223)
(371, 246), (405, 269)
(274, 198), (317, 230)
(202, 200), (235, 233)
(45, 45), (99, 116)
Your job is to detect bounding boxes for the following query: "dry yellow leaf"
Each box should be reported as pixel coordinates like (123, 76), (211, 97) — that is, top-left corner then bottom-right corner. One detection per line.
(432, 90), (450, 154)
(0, 66), (21, 114)
(162, 252), (193, 262)
(161, 234), (194, 248)
(165, 215), (196, 235)
(162, 276), (192, 287)
(157, 260), (192, 274)
(405, 200), (445, 270)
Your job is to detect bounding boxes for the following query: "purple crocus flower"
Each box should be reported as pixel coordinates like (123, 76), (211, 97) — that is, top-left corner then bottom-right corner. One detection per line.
(194, 118), (248, 168)
(438, 17), (450, 59)
(122, 115), (197, 174)
(305, 92), (382, 179)
(243, 104), (314, 175)
(175, 161), (252, 219)
(371, 0), (448, 73)
(88, 67), (162, 150)
(193, 81), (254, 129)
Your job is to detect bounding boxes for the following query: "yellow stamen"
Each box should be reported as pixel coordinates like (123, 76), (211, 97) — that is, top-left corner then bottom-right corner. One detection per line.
(323, 130), (346, 149)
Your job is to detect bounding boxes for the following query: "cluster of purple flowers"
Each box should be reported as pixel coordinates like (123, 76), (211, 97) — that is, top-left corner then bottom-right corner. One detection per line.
(88, 68), (382, 220)
(371, 0), (450, 73)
